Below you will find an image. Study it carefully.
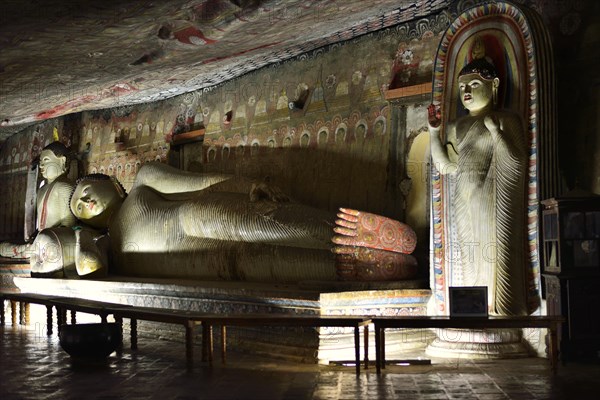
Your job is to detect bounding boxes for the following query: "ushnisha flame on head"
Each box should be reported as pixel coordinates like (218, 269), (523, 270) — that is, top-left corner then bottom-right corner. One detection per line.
(458, 36), (498, 81)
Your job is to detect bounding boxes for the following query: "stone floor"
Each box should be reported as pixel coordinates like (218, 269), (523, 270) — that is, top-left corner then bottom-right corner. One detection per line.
(2, 323), (600, 400)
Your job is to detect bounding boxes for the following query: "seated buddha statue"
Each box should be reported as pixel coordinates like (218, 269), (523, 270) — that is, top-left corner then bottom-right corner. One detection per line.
(34, 162), (419, 282)
(0, 141), (77, 259)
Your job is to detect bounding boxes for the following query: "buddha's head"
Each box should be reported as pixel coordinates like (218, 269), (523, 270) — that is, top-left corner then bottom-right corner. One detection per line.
(39, 141), (69, 182)
(458, 38), (500, 114)
(70, 174), (126, 229)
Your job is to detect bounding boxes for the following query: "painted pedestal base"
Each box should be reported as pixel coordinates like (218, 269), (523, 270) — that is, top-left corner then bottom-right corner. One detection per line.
(425, 328), (531, 359)
(0, 258), (30, 292)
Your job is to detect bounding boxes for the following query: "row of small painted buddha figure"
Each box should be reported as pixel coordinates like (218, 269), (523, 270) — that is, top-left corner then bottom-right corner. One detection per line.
(2, 141), (418, 283)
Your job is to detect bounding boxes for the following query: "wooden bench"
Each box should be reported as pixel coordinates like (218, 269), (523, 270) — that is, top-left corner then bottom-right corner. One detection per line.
(50, 296), (126, 320)
(109, 306), (207, 369)
(108, 309), (371, 373)
(372, 315), (565, 374)
(1, 292), (199, 366)
(1, 292), (131, 332)
(1, 292), (60, 334)
(200, 314), (372, 374)
(2, 292), (371, 373)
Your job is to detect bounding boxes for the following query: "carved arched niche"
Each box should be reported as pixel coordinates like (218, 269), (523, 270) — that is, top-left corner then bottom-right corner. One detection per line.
(429, 2), (558, 316)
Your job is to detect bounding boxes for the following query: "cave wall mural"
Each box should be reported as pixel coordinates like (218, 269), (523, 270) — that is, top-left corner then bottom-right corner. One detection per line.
(77, 13), (447, 226)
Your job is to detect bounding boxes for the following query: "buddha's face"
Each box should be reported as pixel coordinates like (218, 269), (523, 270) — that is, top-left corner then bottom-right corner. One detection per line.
(70, 178), (124, 228)
(39, 149), (66, 181)
(458, 73), (499, 113)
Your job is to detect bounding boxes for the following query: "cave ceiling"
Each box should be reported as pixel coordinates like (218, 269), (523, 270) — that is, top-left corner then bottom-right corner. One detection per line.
(0, 0), (451, 142)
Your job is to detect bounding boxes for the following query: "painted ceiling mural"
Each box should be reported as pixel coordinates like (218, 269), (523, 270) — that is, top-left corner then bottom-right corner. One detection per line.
(0, 0), (455, 140)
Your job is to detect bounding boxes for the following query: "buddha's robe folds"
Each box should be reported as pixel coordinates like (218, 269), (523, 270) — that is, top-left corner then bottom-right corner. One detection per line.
(451, 111), (528, 316)
(111, 183), (339, 281)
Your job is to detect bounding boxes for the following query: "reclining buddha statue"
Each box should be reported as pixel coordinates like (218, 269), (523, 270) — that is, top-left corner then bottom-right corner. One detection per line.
(33, 162), (419, 283)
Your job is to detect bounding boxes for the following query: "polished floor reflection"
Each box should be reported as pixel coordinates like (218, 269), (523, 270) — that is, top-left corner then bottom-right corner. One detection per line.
(1, 323), (600, 400)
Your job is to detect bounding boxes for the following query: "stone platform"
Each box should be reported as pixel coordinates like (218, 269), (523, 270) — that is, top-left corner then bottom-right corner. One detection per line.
(13, 276), (432, 363)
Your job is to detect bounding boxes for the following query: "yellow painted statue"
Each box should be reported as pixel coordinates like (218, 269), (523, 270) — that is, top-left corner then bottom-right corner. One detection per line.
(35, 162), (420, 282)
(0, 142), (77, 259)
(428, 42), (528, 315)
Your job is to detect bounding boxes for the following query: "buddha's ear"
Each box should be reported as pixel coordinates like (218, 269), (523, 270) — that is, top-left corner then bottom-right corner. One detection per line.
(492, 77), (500, 105)
(58, 155), (67, 171)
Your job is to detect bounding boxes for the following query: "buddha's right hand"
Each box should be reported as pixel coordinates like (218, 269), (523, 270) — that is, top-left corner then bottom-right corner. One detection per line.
(427, 103), (442, 130)
(0, 242), (16, 258)
(250, 179), (290, 203)
(74, 229), (108, 277)
(0, 242), (31, 259)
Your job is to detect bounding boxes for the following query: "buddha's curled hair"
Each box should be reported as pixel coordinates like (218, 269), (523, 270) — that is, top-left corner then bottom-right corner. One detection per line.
(458, 57), (498, 80)
(43, 141), (70, 158)
(32, 141), (72, 170)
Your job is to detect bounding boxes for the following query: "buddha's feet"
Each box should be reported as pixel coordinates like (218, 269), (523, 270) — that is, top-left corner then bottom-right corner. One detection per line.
(333, 246), (418, 281)
(331, 208), (418, 281)
(332, 208), (417, 254)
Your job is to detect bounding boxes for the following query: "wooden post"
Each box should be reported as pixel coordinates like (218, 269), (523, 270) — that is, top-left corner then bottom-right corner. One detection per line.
(208, 325), (214, 366)
(10, 300), (17, 325)
(353, 326), (360, 374)
(115, 316), (123, 356)
(363, 325), (369, 369)
(1, 298), (5, 325)
(185, 321), (194, 370)
(130, 318), (138, 350)
(381, 328), (386, 370)
(18, 302), (24, 324)
(201, 323), (208, 362)
(375, 323), (382, 374)
(549, 323), (559, 375)
(56, 307), (64, 333)
(45, 305), (53, 335)
(221, 325), (227, 364)
(23, 303), (30, 325)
